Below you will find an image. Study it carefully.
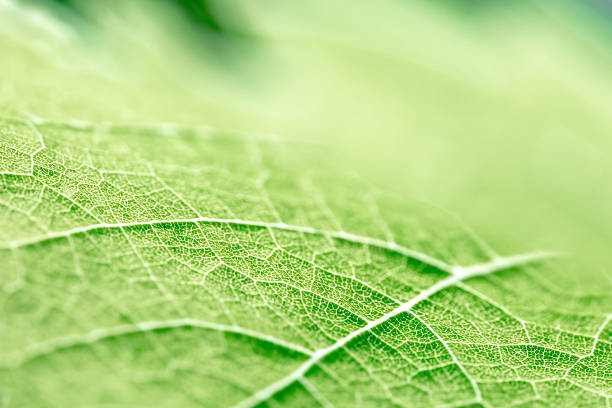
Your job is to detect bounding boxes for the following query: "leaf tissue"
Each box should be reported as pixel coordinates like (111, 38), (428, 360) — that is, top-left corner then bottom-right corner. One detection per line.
(0, 1), (610, 407)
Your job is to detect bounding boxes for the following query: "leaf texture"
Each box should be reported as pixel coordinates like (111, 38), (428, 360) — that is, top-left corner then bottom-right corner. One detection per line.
(1, 115), (610, 408)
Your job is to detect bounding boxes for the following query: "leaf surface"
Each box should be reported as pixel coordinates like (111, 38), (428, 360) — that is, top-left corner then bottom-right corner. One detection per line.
(0, 115), (610, 408)
(1, 1), (611, 407)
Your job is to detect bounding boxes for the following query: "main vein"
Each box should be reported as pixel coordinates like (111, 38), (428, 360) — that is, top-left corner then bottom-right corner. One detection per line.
(232, 251), (555, 408)
(2, 216), (453, 272)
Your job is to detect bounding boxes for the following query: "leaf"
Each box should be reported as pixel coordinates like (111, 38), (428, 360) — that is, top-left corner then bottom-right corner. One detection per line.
(1, 1), (611, 408)
(0, 115), (609, 408)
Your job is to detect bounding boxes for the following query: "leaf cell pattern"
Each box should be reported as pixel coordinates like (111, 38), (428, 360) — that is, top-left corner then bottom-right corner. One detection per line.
(0, 115), (610, 408)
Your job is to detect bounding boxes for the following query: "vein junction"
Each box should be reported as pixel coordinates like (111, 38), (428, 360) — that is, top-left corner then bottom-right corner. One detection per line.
(233, 251), (554, 408)
(1, 119), (608, 407)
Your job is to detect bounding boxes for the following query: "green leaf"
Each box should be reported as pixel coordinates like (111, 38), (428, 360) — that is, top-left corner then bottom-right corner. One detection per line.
(1, 1), (611, 407)
(0, 115), (609, 408)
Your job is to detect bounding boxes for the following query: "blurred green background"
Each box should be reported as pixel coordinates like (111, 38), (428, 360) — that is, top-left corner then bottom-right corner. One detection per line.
(2, 0), (611, 289)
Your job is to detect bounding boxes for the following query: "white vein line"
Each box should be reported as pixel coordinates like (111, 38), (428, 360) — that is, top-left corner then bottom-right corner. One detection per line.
(449, 251), (562, 276)
(1, 217), (454, 271)
(0, 119), (46, 178)
(28, 120), (46, 156)
(232, 251), (555, 408)
(299, 378), (335, 408)
(456, 282), (533, 344)
(0, 171), (33, 176)
(406, 310), (485, 406)
(1, 318), (313, 368)
(561, 313), (612, 379)
(564, 378), (611, 398)
(588, 313), (612, 355)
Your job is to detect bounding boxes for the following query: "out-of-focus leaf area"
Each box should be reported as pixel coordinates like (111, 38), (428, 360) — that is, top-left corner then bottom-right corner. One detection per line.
(1, 1), (612, 407)
(3, 0), (612, 277)
(4, 2), (612, 290)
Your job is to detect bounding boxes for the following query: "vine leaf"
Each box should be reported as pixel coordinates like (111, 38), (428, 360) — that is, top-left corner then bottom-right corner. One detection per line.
(0, 117), (609, 408)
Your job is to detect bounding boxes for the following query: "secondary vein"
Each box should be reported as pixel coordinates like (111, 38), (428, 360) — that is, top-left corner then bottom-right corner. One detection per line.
(232, 250), (556, 408)
(2, 318), (314, 368)
(1, 216), (454, 272)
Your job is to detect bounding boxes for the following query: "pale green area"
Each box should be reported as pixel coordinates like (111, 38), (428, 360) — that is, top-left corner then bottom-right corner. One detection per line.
(0, 1), (611, 407)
